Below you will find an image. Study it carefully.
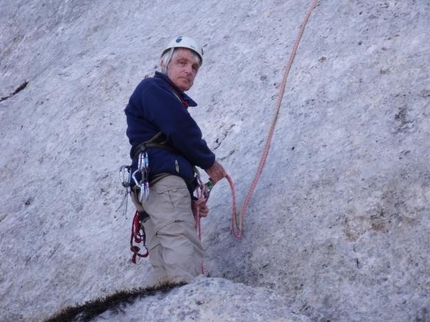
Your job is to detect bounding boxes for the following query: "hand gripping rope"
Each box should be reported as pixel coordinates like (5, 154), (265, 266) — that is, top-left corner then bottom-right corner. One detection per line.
(196, 0), (319, 240)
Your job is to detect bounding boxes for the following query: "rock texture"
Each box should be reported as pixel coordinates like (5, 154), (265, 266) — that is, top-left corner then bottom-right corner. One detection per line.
(1, 0), (429, 321)
(93, 277), (311, 322)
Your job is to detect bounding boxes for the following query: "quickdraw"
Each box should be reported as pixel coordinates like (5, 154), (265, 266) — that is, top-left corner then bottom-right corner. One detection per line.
(130, 210), (149, 263)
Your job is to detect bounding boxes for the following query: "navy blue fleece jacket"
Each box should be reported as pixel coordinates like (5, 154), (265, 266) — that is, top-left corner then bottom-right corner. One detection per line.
(125, 72), (215, 188)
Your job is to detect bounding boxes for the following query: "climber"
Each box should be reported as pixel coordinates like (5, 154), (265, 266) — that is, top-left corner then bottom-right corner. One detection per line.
(124, 36), (226, 287)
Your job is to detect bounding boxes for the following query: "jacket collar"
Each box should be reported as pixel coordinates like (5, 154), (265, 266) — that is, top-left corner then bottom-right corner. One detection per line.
(155, 71), (197, 107)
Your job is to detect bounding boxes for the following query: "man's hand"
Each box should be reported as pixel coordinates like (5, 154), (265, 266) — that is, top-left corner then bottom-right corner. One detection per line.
(192, 198), (209, 217)
(205, 160), (226, 184)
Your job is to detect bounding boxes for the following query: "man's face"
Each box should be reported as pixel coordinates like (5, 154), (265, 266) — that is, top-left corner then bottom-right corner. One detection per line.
(166, 48), (200, 91)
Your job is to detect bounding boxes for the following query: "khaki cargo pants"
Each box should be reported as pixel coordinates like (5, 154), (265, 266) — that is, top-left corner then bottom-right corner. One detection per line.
(132, 175), (204, 287)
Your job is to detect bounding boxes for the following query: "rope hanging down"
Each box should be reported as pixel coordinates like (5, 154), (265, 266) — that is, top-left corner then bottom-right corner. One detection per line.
(230, 0), (319, 238)
(194, 0), (318, 242)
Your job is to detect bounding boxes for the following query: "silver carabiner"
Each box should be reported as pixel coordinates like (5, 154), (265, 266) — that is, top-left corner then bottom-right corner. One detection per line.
(133, 152), (150, 203)
(132, 170), (142, 189)
(119, 165), (132, 188)
(137, 151), (149, 172)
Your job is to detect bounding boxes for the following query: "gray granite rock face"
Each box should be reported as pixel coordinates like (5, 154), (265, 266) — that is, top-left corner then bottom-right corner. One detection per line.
(94, 278), (311, 322)
(1, 0), (429, 321)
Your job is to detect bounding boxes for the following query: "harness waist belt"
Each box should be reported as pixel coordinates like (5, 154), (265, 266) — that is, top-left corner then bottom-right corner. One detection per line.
(133, 131), (178, 158)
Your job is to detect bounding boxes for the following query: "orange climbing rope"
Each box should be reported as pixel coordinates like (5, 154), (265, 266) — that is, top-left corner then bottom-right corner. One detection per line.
(195, 0), (319, 243)
(230, 0), (319, 238)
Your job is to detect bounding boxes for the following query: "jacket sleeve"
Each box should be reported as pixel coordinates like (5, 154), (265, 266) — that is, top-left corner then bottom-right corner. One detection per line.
(140, 80), (215, 170)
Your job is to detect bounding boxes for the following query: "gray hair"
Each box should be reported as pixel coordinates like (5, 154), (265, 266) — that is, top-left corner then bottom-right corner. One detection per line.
(160, 48), (202, 74)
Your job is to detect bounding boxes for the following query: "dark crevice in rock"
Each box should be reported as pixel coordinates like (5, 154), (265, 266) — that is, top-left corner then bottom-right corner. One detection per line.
(43, 282), (185, 322)
(0, 81), (28, 102)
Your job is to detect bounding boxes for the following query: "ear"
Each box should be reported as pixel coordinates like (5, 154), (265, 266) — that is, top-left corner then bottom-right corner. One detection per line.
(159, 60), (168, 73)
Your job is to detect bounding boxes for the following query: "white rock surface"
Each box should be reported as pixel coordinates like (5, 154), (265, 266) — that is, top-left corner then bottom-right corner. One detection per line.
(93, 277), (311, 322)
(1, 0), (429, 321)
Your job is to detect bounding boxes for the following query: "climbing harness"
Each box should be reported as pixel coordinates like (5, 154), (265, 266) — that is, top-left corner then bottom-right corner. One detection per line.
(128, 131), (179, 205)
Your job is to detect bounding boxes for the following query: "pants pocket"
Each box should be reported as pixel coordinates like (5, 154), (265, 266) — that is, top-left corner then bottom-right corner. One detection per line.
(146, 176), (194, 231)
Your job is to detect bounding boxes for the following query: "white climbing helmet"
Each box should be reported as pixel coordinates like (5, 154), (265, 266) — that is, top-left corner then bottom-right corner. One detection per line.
(161, 36), (204, 65)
